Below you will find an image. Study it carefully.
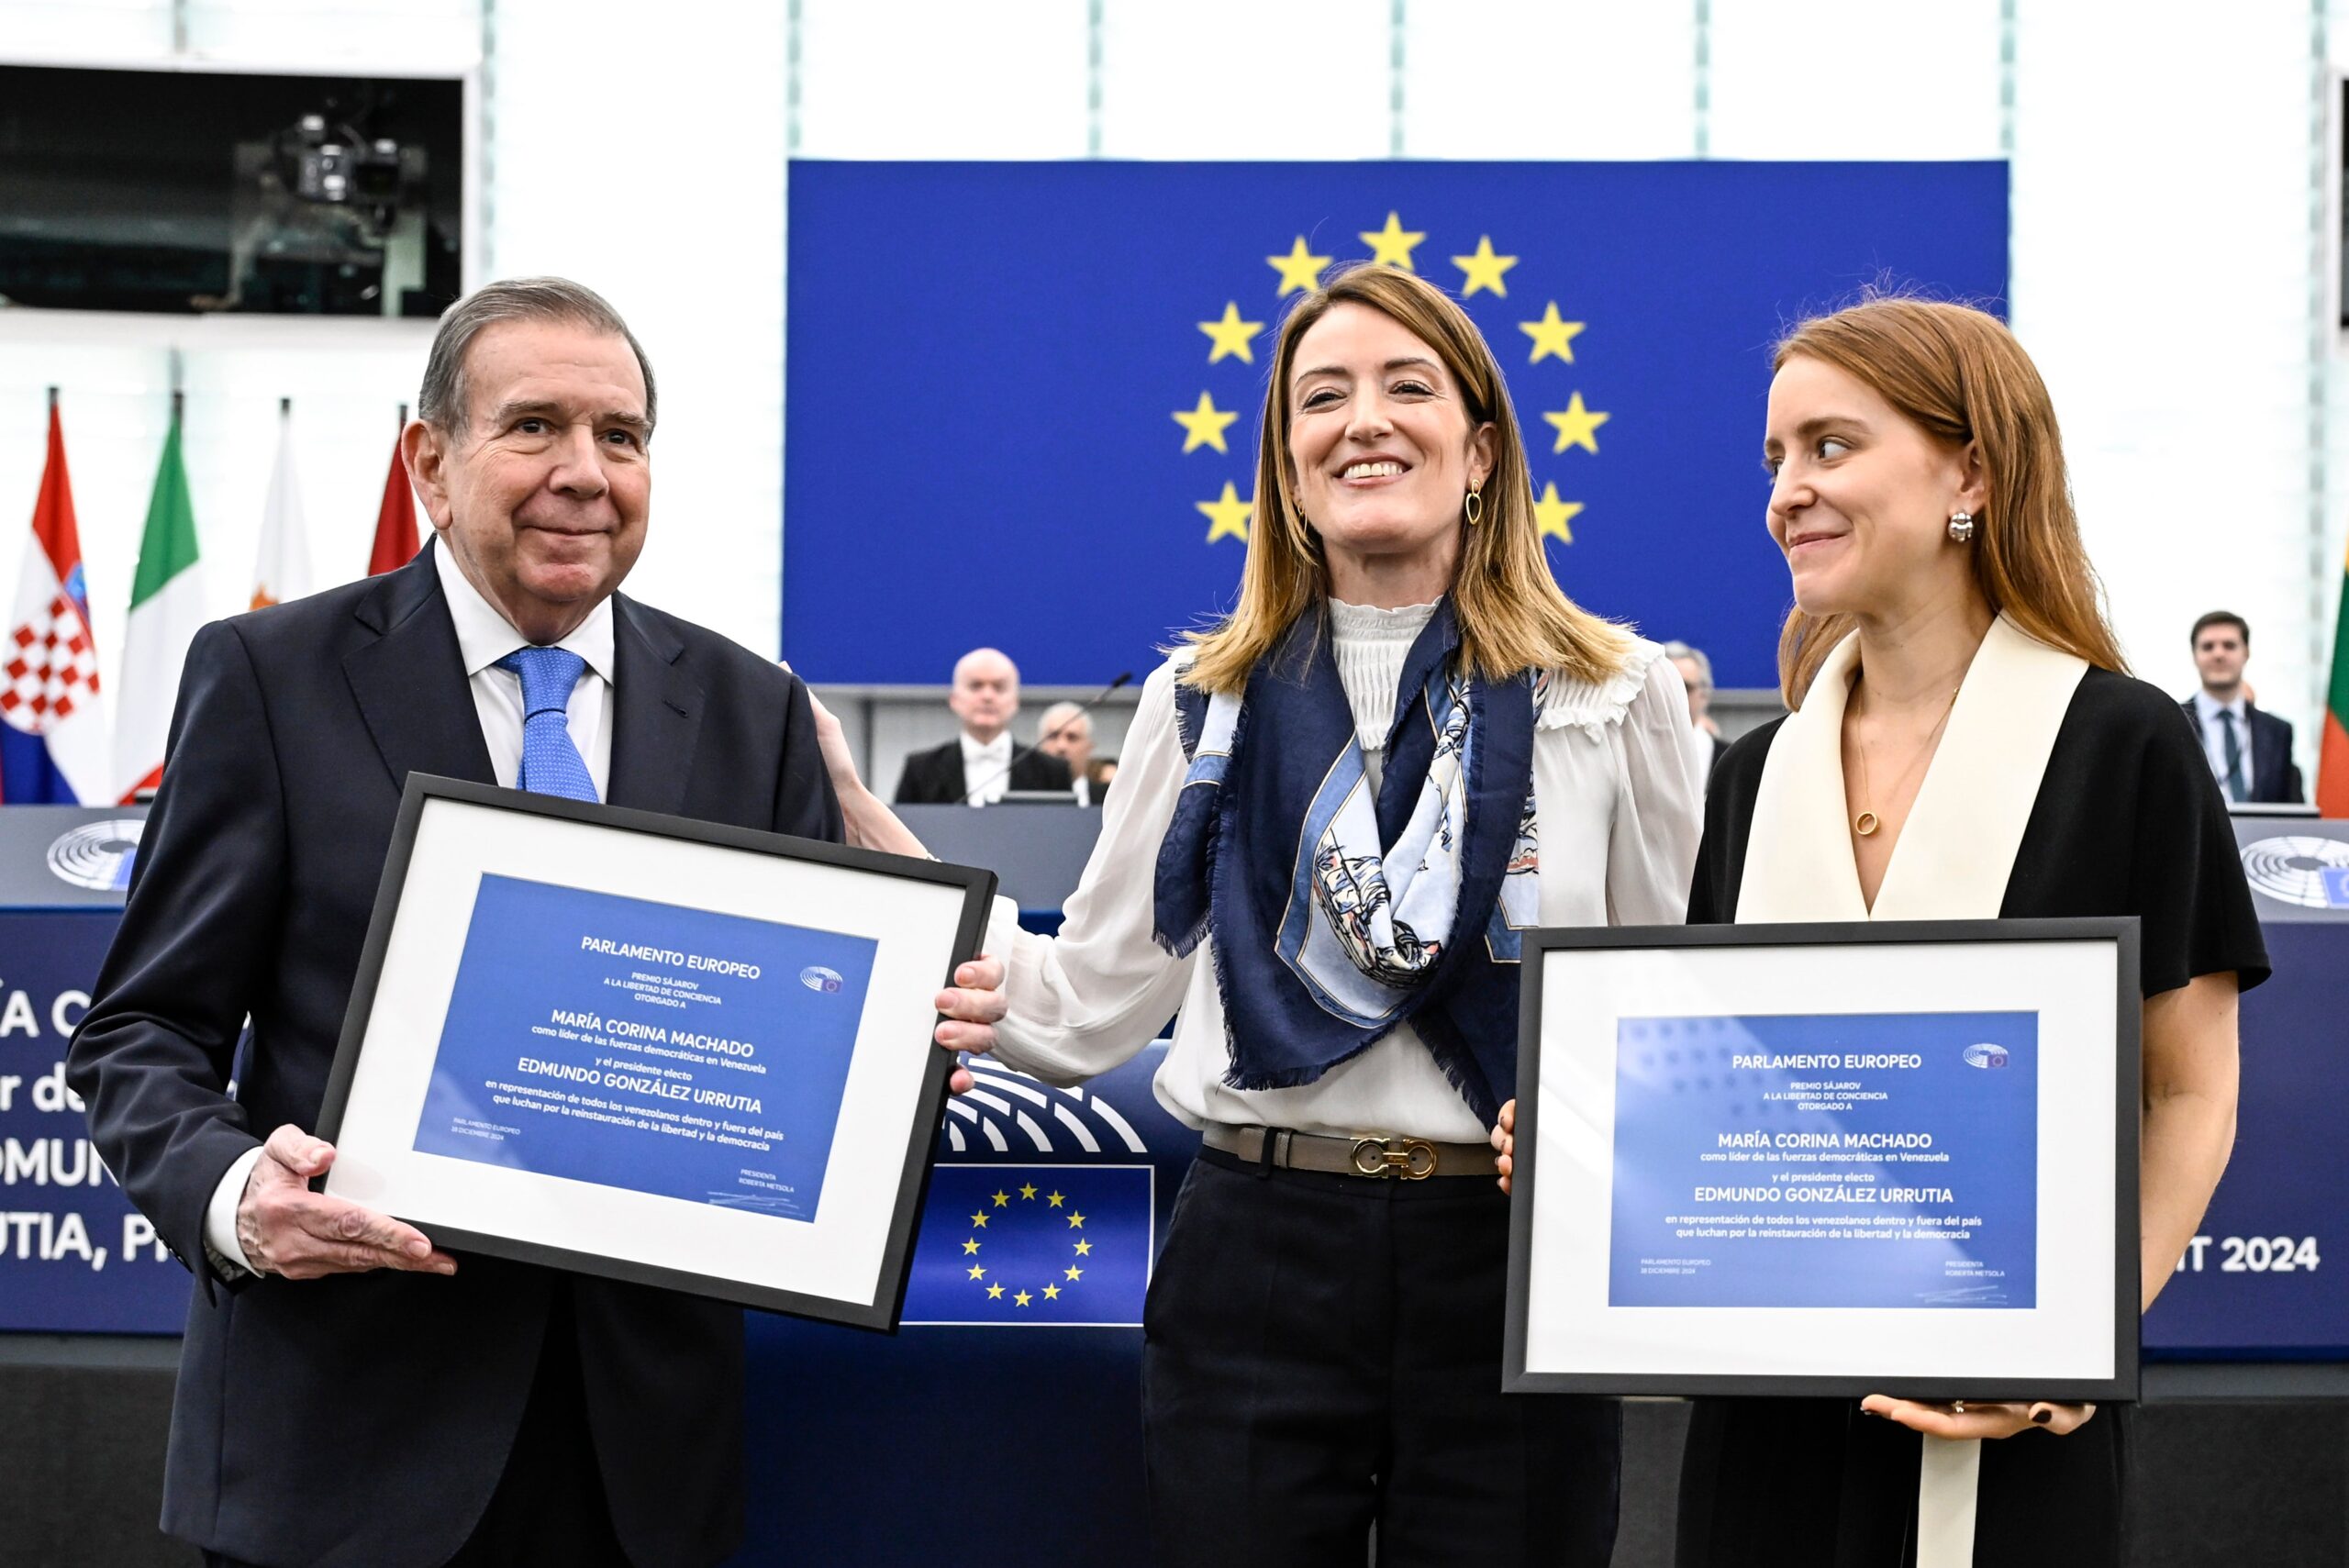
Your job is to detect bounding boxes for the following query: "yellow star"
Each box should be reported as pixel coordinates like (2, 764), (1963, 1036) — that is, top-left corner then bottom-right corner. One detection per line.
(961, 1238), (981, 1254)
(1359, 211), (1425, 271)
(1068, 1212), (1085, 1229)
(966, 1263), (985, 1280)
(986, 1283), (1004, 1299)
(1543, 393), (1610, 455)
(1451, 235), (1518, 298)
(1519, 302), (1585, 364)
(992, 1190), (1009, 1207)
(1064, 1264), (1085, 1281)
(1196, 483), (1252, 544)
(1198, 301), (1264, 364)
(1019, 1184), (1038, 1200)
(1042, 1284), (1062, 1300)
(1074, 1240), (1093, 1256)
(1014, 1290), (1032, 1307)
(1047, 1192), (1065, 1208)
(1266, 236), (1333, 297)
(969, 1212), (988, 1228)
(1533, 483), (1584, 544)
(1172, 392), (1241, 455)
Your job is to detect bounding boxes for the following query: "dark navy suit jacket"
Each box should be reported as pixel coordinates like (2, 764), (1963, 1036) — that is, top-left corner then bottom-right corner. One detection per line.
(2180, 695), (2304, 805)
(67, 544), (840, 1568)
(892, 738), (1071, 804)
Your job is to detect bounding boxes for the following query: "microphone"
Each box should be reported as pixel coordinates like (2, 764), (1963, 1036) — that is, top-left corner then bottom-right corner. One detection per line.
(962, 671), (1133, 805)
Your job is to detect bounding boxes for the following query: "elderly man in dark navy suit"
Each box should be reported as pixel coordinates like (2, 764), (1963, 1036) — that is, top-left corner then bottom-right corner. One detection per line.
(2182, 610), (2304, 805)
(67, 278), (903, 1568)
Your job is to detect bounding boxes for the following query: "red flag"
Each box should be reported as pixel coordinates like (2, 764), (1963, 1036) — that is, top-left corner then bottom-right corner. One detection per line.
(368, 411), (419, 575)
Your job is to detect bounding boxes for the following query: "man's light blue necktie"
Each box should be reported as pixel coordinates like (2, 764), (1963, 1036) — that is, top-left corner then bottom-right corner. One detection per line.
(2218, 706), (2247, 803)
(496, 646), (599, 803)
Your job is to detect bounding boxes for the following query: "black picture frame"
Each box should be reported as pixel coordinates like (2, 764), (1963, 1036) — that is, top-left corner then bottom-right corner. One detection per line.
(315, 773), (996, 1331)
(1502, 917), (2141, 1402)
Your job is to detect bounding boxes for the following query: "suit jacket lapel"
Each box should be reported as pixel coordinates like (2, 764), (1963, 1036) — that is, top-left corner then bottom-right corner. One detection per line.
(606, 596), (703, 817)
(344, 542), (497, 794)
(946, 746), (967, 802)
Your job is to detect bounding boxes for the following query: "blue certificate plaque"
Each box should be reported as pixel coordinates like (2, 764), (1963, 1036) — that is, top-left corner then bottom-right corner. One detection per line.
(412, 874), (878, 1223)
(317, 777), (997, 1329)
(1504, 920), (2139, 1403)
(1609, 1010), (2037, 1309)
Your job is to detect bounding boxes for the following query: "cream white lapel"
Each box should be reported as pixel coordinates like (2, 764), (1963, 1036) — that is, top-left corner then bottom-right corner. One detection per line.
(1731, 614), (2087, 1568)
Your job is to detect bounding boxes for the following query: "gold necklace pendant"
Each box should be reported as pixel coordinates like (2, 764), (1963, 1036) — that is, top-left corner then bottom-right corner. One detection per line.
(1854, 810), (1881, 837)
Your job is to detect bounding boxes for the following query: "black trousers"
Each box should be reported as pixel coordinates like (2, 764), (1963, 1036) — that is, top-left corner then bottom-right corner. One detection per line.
(1141, 1150), (1620, 1567)
(206, 1284), (629, 1568)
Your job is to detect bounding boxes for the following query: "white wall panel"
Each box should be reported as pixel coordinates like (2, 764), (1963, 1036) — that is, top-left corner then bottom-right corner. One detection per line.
(796, 0), (1088, 158)
(1098, 0), (1387, 160)
(1405, 0), (1695, 159)
(1707, 0), (2004, 161)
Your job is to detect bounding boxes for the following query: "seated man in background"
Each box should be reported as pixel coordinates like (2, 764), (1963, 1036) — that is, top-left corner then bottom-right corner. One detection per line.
(2183, 610), (2303, 804)
(1036, 698), (1117, 806)
(894, 646), (1072, 805)
(1662, 639), (1723, 787)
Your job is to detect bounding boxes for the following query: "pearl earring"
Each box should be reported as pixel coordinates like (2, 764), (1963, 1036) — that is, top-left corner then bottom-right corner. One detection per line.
(1947, 510), (1976, 543)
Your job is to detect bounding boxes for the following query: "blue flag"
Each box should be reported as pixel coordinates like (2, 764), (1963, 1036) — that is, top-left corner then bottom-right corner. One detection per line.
(784, 161), (2006, 690)
(902, 1163), (1152, 1327)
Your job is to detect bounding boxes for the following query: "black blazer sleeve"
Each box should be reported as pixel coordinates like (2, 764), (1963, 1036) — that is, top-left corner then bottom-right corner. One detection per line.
(66, 622), (284, 1281)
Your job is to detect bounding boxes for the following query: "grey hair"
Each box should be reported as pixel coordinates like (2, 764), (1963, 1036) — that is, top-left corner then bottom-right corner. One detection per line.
(417, 276), (657, 434)
(1036, 700), (1087, 733)
(1661, 640), (1713, 693)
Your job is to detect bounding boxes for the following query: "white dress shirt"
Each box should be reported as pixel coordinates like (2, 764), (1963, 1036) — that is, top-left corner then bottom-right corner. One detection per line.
(203, 543), (618, 1275)
(2189, 691), (2254, 797)
(981, 600), (1705, 1144)
(960, 729), (1015, 806)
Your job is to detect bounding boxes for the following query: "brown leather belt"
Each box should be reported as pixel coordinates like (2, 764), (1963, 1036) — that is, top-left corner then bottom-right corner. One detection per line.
(1202, 1123), (1499, 1180)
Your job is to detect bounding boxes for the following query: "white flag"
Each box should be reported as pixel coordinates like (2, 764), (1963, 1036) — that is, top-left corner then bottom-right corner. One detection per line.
(250, 403), (312, 610)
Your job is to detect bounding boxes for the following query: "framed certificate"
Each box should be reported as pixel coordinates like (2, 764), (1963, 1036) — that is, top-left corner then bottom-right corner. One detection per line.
(1504, 919), (2140, 1402)
(315, 775), (996, 1330)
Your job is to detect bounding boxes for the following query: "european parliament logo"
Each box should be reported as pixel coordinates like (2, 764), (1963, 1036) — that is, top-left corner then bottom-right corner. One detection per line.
(903, 1064), (1154, 1327)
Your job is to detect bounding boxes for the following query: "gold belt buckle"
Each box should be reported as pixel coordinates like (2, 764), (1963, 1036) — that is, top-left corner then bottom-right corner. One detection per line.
(1350, 1135), (1438, 1180)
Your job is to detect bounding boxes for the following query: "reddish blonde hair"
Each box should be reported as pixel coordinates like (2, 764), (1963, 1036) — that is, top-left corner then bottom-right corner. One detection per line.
(1773, 297), (2126, 704)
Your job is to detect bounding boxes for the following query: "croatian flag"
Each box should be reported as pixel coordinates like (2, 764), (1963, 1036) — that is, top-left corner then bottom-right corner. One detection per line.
(1, 397), (108, 805)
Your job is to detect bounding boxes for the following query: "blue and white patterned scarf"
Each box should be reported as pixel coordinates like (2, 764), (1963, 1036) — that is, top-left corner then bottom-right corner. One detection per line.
(1153, 601), (1540, 1123)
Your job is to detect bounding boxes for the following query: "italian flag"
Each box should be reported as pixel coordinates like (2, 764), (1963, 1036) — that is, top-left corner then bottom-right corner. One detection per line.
(115, 406), (206, 803)
(2325, 545), (2349, 817)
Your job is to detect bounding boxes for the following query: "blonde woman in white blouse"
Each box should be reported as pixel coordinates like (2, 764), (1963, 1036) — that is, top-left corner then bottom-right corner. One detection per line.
(821, 263), (1702, 1567)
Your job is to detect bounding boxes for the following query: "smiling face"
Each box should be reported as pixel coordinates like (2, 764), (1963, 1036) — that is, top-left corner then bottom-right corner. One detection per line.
(1763, 353), (1985, 624)
(406, 317), (651, 644)
(1286, 302), (1494, 603)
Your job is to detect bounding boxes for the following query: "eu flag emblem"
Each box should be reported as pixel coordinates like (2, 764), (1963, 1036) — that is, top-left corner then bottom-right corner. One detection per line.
(902, 1164), (1152, 1327)
(785, 161), (2005, 690)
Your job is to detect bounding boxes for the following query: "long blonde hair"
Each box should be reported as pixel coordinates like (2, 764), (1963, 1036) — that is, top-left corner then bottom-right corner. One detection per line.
(1773, 297), (2127, 705)
(1183, 263), (1631, 694)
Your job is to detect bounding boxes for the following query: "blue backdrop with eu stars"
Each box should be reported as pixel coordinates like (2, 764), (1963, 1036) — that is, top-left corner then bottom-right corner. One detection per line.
(782, 160), (2007, 690)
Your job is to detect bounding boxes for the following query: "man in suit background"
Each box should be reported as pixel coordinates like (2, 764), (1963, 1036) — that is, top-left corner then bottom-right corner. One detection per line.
(68, 278), (838, 1568)
(1034, 698), (1114, 806)
(2183, 609), (2304, 805)
(893, 645), (1071, 805)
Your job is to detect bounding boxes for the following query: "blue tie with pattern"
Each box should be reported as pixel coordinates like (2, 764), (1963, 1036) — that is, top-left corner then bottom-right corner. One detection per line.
(496, 646), (599, 803)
